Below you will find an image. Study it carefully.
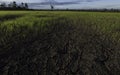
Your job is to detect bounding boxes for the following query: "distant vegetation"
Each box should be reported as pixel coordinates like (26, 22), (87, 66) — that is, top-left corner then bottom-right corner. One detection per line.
(0, 11), (120, 75)
(0, 1), (28, 10)
(67, 8), (120, 12)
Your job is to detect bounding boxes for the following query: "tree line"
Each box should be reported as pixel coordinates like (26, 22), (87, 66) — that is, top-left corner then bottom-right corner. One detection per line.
(0, 1), (28, 10)
(50, 8), (120, 12)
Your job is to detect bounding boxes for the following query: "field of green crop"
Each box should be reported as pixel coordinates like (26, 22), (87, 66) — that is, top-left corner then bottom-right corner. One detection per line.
(0, 11), (120, 75)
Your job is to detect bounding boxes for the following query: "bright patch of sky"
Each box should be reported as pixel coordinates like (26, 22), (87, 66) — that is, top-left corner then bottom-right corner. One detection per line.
(1, 0), (120, 9)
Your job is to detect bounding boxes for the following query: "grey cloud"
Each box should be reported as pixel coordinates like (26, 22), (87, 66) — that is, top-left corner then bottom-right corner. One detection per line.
(28, 0), (100, 6)
(29, 0), (80, 6)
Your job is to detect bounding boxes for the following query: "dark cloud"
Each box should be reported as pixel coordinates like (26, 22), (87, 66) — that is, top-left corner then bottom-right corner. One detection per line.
(29, 0), (80, 6)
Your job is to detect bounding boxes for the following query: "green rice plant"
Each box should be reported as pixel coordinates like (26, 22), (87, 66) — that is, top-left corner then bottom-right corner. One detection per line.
(0, 11), (120, 75)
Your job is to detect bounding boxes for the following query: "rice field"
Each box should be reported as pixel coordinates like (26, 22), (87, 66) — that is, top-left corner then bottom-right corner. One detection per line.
(0, 11), (120, 75)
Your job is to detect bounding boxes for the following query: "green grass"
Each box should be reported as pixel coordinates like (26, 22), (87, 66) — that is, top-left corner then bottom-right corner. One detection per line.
(0, 11), (120, 75)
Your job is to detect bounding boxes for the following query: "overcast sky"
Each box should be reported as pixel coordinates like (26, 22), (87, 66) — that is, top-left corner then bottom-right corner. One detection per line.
(1, 0), (120, 9)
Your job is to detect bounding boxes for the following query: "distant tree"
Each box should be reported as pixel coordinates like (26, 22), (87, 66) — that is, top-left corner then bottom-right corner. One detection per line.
(0, 3), (6, 8)
(12, 1), (17, 8)
(25, 3), (28, 9)
(66, 8), (69, 11)
(50, 5), (54, 10)
(0, 1), (29, 10)
(8, 3), (12, 8)
(21, 2), (24, 8)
